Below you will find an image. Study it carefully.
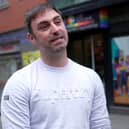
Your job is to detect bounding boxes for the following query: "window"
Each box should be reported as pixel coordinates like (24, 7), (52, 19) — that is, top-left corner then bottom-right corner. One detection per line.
(49, 0), (91, 9)
(111, 35), (129, 105)
(0, 0), (8, 9)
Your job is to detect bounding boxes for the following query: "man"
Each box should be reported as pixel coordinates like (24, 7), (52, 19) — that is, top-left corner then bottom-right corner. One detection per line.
(1, 3), (111, 129)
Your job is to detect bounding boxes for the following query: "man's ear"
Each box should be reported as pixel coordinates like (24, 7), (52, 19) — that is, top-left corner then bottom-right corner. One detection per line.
(26, 32), (36, 45)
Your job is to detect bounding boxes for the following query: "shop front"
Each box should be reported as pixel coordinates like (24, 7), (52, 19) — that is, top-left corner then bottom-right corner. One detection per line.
(63, 7), (109, 96)
(109, 3), (129, 108)
(62, 1), (129, 111)
(66, 4), (129, 111)
(65, 9), (109, 74)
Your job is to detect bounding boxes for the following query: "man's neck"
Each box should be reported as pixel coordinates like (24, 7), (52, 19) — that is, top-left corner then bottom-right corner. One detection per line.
(41, 51), (68, 67)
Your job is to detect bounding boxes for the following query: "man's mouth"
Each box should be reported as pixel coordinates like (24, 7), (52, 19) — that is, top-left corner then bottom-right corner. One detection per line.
(51, 36), (64, 45)
(51, 36), (63, 41)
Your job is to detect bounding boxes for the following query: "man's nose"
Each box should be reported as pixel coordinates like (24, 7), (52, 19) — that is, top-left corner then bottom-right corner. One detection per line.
(50, 23), (59, 34)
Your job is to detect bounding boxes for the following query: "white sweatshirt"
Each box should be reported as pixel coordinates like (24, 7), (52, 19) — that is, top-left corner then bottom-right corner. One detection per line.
(1, 58), (111, 129)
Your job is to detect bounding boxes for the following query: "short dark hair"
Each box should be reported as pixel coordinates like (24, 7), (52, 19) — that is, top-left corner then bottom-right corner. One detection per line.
(25, 2), (62, 34)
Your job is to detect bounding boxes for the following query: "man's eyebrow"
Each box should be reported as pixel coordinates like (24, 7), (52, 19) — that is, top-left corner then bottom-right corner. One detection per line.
(37, 15), (62, 26)
(53, 15), (62, 20)
(38, 21), (49, 26)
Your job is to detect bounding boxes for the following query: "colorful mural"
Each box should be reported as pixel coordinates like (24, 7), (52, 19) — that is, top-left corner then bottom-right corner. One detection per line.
(111, 36), (129, 104)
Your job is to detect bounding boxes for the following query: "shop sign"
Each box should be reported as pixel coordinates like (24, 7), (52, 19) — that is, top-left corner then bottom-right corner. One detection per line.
(0, 44), (20, 54)
(64, 13), (99, 32)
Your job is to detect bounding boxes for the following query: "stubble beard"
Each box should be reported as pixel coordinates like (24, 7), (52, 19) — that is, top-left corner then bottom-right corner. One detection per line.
(45, 44), (67, 58)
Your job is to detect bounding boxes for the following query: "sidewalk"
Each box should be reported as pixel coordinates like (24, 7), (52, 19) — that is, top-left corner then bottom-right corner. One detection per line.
(110, 113), (129, 129)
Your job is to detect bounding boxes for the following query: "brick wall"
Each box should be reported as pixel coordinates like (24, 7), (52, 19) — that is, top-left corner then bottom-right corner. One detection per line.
(0, 0), (47, 33)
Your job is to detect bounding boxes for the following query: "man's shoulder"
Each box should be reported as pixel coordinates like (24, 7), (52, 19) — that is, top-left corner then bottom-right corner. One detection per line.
(70, 59), (100, 81)
(70, 59), (95, 73)
(17, 58), (40, 73)
(9, 58), (40, 82)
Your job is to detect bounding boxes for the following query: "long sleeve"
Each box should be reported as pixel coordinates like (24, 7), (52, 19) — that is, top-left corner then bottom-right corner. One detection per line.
(90, 72), (111, 129)
(1, 72), (30, 129)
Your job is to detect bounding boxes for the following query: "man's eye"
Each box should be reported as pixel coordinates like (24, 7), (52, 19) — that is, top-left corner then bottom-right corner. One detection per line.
(38, 24), (49, 31)
(55, 19), (62, 25)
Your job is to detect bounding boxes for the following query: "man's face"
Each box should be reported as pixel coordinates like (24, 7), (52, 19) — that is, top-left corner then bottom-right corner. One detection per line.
(28, 8), (68, 55)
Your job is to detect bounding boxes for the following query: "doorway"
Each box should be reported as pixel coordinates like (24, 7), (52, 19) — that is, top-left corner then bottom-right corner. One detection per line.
(68, 33), (104, 78)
